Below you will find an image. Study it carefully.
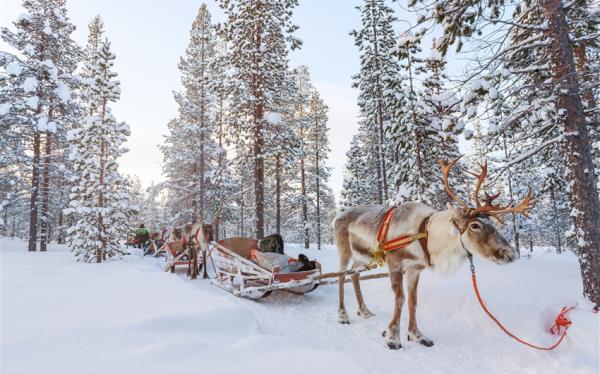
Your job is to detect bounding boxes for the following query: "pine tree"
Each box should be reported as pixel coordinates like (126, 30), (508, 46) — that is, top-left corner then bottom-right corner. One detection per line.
(388, 31), (434, 205)
(420, 42), (463, 209)
(66, 30), (133, 263)
(1, 0), (81, 251)
(351, 0), (400, 203)
(411, 0), (600, 307)
(340, 135), (377, 208)
(160, 4), (229, 227)
(217, 0), (301, 239)
(306, 91), (332, 250)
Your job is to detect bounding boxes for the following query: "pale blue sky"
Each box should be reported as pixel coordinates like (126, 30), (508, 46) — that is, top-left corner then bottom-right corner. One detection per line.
(0, 0), (425, 198)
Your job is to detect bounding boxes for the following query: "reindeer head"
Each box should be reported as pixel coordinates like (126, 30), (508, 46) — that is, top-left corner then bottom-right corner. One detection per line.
(202, 224), (215, 243)
(439, 157), (535, 264)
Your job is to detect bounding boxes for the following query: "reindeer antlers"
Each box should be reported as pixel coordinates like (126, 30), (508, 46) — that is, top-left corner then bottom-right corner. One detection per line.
(439, 157), (535, 220)
(438, 157), (469, 209)
(467, 160), (488, 208)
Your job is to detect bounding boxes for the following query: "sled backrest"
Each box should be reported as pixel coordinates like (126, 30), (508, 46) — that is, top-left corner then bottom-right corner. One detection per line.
(216, 237), (258, 259)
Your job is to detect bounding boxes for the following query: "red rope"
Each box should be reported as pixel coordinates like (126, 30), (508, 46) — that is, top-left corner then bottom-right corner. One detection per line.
(471, 271), (575, 351)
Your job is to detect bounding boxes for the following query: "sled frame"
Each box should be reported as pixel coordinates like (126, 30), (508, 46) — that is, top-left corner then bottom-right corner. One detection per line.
(208, 241), (321, 299)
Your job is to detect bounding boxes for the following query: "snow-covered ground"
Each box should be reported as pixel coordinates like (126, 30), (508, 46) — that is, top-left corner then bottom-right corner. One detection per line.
(1, 237), (598, 374)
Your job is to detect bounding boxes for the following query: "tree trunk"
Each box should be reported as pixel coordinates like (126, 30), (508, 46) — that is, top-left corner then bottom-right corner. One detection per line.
(370, 0), (388, 203)
(541, 0), (600, 307)
(502, 135), (520, 255)
(275, 155), (281, 234)
(40, 131), (52, 252)
(240, 186), (244, 237)
(300, 126), (309, 249)
(550, 187), (562, 254)
(254, 120), (265, 240)
(251, 15), (265, 240)
(97, 100), (107, 263)
(58, 207), (64, 244)
(28, 131), (41, 252)
(199, 133), (205, 220)
(315, 126), (322, 251)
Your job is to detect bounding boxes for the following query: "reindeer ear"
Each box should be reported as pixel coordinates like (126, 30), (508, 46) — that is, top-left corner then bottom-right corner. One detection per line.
(448, 204), (469, 230)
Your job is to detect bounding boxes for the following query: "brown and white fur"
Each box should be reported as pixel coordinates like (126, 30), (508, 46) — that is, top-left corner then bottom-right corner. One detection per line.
(334, 202), (517, 349)
(182, 222), (214, 279)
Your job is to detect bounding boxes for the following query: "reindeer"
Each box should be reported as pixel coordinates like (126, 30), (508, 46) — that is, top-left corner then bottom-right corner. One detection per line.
(183, 222), (215, 279)
(334, 158), (534, 349)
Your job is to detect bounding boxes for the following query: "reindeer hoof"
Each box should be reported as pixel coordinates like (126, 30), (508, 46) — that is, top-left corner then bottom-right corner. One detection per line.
(387, 341), (402, 350)
(420, 339), (434, 347)
(357, 308), (375, 319)
(408, 334), (434, 347)
(338, 309), (350, 324)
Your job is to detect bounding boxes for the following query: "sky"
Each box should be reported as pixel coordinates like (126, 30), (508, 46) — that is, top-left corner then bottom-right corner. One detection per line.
(1, 0), (406, 199)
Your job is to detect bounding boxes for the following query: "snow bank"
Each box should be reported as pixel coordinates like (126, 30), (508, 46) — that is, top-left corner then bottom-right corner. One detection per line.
(1, 238), (597, 374)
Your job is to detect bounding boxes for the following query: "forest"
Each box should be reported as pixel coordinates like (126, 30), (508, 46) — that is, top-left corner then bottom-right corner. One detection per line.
(1, 0), (599, 311)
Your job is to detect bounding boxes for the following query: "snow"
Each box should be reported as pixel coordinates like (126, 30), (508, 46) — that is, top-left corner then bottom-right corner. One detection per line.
(47, 121), (57, 133)
(55, 82), (71, 103)
(5, 61), (23, 76)
(26, 96), (39, 110)
(16, 13), (32, 23)
(264, 111), (282, 125)
(23, 77), (38, 92)
(37, 116), (48, 132)
(1, 238), (597, 374)
(0, 103), (11, 115)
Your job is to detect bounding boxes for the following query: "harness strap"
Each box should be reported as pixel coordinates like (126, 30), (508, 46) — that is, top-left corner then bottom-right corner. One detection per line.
(372, 207), (432, 267)
(418, 216), (432, 267)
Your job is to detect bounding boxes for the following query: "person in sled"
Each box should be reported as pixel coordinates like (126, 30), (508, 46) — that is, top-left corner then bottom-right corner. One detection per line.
(251, 250), (317, 273)
(135, 224), (150, 250)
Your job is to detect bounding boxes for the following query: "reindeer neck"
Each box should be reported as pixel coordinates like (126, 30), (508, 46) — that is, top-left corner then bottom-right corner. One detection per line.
(425, 209), (467, 274)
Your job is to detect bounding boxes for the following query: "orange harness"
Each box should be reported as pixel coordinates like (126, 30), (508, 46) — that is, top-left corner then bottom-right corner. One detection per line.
(372, 207), (431, 267)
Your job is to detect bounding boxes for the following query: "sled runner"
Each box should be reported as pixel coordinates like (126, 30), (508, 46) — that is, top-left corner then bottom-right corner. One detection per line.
(209, 238), (321, 299)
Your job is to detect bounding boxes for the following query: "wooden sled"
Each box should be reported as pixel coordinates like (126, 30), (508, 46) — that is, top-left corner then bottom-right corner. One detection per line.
(209, 239), (321, 300)
(164, 240), (202, 274)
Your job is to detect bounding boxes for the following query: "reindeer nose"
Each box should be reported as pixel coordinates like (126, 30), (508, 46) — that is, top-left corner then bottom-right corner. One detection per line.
(504, 246), (518, 263)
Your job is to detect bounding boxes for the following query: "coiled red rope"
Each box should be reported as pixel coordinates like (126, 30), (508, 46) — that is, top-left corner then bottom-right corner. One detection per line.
(470, 264), (575, 350)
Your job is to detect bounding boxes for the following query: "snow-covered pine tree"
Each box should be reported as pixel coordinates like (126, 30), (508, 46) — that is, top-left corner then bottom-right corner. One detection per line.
(161, 4), (228, 227)
(207, 37), (237, 239)
(340, 135), (378, 208)
(66, 32), (133, 263)
(1, 0), (81, 251)
(262, 70), (302, 236)
(388, 31), (438, 205)
(217, 0), (301, 239)
(177, 4), (217, 220)
(293, 66), (312, 248)
(411, 0), (600, 307)
(420, 42), (463, 209)
(306, 90), (333, 250)
(351, 0), (400, 203)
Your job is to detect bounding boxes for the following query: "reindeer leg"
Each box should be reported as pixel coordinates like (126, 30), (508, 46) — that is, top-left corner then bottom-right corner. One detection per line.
(406, 269), (433, 347)
(337, 250), (352, 324)
(350, 262), (374, 318)
(186, 246), (191, 277)
(383, 269), (404, 350)
(192, 247), (198, 280)
(202, 248), (208, 279)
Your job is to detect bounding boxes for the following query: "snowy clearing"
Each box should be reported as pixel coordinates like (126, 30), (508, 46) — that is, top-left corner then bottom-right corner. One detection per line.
(1, 238), (598, 374)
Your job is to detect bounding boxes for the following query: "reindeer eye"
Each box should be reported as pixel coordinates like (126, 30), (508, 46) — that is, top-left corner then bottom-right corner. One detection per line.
(470, 223), (481, 230)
